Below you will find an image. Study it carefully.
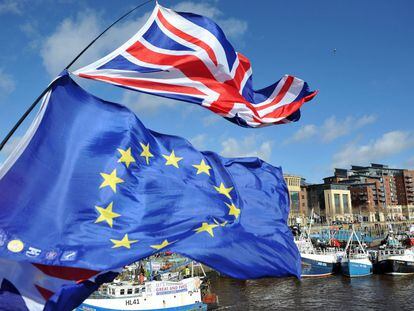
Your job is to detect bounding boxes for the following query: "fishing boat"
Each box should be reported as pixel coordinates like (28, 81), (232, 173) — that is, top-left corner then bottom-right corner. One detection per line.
(76, 276), (207, 311)
(295, 236), (339, 277)
(293, 210), (342, 277)
(374, 231), (414, 275)
(76, 259), (217, 311)
(341, 227), (372, 277)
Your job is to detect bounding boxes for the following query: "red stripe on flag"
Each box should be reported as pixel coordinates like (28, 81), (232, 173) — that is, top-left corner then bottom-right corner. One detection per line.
(262, 96), (307, 120)
(126, 41), (255, 113)
(225, 53), (250, 90)
(78, 73), (206, 97)
(33, 264), (99, 281)
(256, 76), (295, 112)
(35, 285), (54, 301)
(126, 41), (216, 84)
(157, 9), (218, 67)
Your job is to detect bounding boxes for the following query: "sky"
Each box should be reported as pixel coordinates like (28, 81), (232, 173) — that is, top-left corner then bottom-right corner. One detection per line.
(0, 0), (413, 183)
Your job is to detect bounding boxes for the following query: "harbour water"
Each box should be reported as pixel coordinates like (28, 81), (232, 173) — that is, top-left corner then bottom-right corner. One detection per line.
(210, 275), (414, 310)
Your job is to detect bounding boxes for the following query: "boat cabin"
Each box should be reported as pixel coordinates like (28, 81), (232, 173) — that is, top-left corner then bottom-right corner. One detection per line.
(106, 282), (146, 298)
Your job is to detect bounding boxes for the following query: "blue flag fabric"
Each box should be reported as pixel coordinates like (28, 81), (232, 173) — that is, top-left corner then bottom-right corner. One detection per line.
(0, 72), (300, 282)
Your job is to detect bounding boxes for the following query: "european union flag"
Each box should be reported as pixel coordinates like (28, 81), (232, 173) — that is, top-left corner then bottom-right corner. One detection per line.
(0, 72), (300, 287)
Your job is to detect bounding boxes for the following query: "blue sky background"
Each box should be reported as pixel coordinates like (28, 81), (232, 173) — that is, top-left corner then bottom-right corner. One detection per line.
(0, 0), (413, 183)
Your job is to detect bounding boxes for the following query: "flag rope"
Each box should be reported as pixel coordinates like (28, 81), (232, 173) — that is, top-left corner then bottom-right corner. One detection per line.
(0, 0), (155, 152)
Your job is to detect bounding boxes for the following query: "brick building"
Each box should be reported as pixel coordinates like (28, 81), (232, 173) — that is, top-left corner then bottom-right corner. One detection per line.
(331, 164), (414, 221)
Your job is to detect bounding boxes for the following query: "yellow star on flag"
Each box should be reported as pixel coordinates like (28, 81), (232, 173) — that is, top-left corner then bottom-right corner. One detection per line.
(140, 142), (154, 165)
(225, 202), (240, 219)
(214, 182), (233, 199)
(95, 202), (121, 228)
(194, 222), (218, 237)
(100, 169), (124, 193)
(110, 234), (138, 249)
(150, 239), (172, 250)
(192, 159), (211, 176)
(117, 147), (135, 168)
(162, 150), (183, 168)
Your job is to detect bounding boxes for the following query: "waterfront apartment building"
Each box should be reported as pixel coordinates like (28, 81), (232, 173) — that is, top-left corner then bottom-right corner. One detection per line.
(331, 164), (414, 221)
(307, 183), (353, 224)
(284, 164), (413, 225)
(283, 174), (308, 225)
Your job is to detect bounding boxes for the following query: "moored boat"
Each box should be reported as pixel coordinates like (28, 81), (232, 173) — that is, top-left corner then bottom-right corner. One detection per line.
(376, 247), (414, 275)
(295, 236), (339, 277)
(341, 254), (372, 277)
(76, 277), (208, 311)
(293, 210), (342, 277)
(341, 227), (373, 277)
(372, 228), (414, 275)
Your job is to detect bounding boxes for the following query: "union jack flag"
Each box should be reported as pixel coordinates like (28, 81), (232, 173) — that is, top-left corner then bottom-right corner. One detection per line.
(74, 4), (316, 128)
(0, 259), (117, 310)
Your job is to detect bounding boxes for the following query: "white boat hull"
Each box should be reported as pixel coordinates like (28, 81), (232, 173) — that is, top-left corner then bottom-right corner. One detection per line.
(76, 277), (207, 311)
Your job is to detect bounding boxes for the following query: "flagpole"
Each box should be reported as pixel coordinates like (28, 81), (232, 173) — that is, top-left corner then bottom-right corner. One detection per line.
(0, 0), (154, 152)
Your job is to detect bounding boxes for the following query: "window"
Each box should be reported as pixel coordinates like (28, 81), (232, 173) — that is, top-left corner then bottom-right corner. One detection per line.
(120, 289), (125, 295)
(127, 288), (133, 295)
(342, 194), (349, 213)
(334, 194), (341, 214)
(290, 191), (300, 212)
(135, 288), (139, 294)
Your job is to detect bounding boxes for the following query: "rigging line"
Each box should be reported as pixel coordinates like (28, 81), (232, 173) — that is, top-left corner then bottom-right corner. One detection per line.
(0, 0), (155, 152)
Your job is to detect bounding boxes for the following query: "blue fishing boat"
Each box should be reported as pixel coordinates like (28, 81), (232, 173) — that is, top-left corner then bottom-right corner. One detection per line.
(341, 228), (372, 277)
(293, 211), (342, 277)
(295, 237), (339, 277)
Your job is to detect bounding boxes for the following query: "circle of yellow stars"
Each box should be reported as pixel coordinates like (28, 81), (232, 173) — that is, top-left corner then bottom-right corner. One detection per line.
(94, 142), (241, 251)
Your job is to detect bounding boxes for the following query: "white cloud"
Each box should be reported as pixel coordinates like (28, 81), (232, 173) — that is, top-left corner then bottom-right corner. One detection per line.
(0, 0), (22, 14)
(173, 1), (248, 39)
(173, 2), (221, 19)
(332, 131), (414, 168)
(290, 124), (317, 142)
(40, 11), (101, 76)
(321, 115), (376, 142)
(121, 90), (179, 115)
(288, 114), (376, 143)
(40, 1), (247, 77)
(0, 69), (15, 97)
(190, 134), (208, 150)
(218, 18), (248, 39)
(220, 134), (272, 161)
(40, 10), (150, 76)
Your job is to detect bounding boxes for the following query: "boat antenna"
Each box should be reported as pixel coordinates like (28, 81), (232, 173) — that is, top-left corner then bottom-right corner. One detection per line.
(0, 0), (155, 152)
